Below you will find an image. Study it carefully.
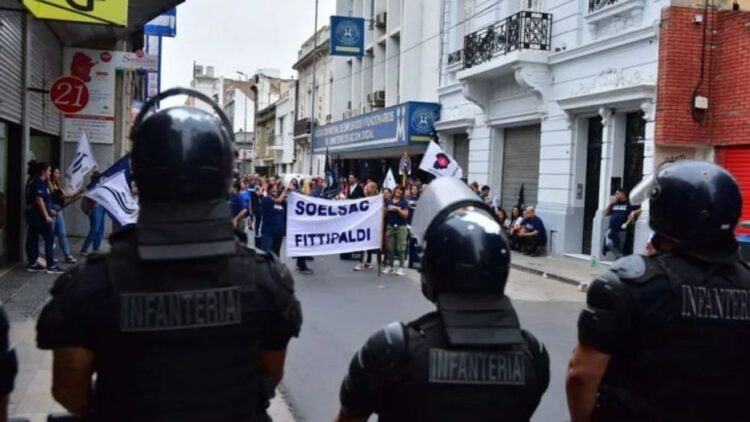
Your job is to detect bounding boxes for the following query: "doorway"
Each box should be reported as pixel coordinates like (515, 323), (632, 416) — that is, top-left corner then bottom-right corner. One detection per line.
(582, 117), (603, 255)
(623, 111), (645, 193)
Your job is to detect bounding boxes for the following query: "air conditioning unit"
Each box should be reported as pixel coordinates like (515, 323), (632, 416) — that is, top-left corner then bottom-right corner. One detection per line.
(372, 90), (385, 106)
(376, 12), (387, 28)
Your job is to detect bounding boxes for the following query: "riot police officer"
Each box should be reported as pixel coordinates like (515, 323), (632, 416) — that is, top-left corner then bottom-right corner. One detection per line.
(36, 88), (302, 422)
(1, 304), (17, 422)
(567, 160), (750, 422)
(336, 177), (550, 422)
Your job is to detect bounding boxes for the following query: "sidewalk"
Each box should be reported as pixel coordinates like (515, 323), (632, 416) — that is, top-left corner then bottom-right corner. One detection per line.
(510, 252), (612, 289)
(2, 236), (296, 421)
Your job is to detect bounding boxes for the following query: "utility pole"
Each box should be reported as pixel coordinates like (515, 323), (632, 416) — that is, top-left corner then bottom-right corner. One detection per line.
(309, 0), (319, 176)
(236, 71), (249, 175)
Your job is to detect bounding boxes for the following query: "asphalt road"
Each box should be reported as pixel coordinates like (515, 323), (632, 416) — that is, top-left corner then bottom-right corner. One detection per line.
(279, 254), (585, 422)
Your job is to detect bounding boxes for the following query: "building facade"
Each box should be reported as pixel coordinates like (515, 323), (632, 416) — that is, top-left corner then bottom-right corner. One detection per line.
(272, 86), (296, 175)
(293, 26), (333, 177)
(438, 0), (664, 259)
(317, 0), (441, 183)
(0, 0), (181, 265)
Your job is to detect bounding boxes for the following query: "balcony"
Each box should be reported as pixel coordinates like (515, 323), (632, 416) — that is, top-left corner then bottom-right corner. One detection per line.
(447, 49), (463, 67)
(294, 118), (316, 137)
(462, 11), (552, 70)
(589, 0), (618, 12)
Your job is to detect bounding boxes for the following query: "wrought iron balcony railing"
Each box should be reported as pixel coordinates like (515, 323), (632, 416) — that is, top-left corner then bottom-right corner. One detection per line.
(447, 49), (463, 66)
(463, 11), (552, 70)
(294, 118), (315, 136)
(589, 0), (618, 12)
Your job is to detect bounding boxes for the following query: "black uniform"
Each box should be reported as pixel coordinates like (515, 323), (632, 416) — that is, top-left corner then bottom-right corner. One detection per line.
(340, 177), (550, 422)
(341, 307), (549, 421)
(0, 305), (17, 400)
(36, 228), (301, 421)
(36, 88), (302, 422)
(579, 253), (750, 421)
(578, 160), (750, 422)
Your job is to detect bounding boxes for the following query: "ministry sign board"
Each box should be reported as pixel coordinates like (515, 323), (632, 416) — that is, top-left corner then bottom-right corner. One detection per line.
(313, 102), (440, 154)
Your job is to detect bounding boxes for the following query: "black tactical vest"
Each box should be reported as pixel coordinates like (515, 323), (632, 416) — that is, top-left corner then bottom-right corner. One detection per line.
(378, 296), (546, 422)
(596, 254), (750, 422)
(85, 239), (265, 422)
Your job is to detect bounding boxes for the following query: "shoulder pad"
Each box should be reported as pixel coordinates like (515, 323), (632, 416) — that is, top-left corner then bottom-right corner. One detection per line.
(609, 255), (663, 284)
(359, 322), (408, 381)
(586, 273), (629, 310)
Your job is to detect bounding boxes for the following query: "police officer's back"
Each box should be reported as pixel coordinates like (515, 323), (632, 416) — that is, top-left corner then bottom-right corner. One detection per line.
(336, 178), (550, 422)
(36, 88), (302, 422)
(566, 160), (750, 422)
(1, 304), (17, 422)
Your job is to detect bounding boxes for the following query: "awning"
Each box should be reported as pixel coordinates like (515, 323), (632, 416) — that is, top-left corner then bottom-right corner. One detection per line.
(5, 0), (184, 46)
(313, 102), (440, 155)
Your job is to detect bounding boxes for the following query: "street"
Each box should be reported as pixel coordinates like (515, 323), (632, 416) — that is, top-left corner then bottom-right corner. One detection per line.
(280, 253), (584, 422)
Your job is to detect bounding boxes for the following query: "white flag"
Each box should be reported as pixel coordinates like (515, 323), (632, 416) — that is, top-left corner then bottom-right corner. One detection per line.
(66, 131), (98, 190)
(85, 171), (139, 226)
(419, 141), (463, 178)
(383, 168), (397, 191)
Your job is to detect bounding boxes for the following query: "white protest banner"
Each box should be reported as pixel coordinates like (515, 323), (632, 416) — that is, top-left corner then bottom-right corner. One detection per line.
(66, 131), (97, 191)
(383, 168), (397, 190)
(85, 171), (139, 226)
(286, 193), (384, 257)
(419, 140), (463, 178)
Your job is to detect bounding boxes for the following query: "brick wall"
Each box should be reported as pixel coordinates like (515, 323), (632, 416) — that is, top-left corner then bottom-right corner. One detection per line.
(656, 7), (750, 147)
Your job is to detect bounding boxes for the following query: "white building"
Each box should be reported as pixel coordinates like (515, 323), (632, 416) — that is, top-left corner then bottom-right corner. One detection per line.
(318, 0), (441, 182)
(437, 0), (664, 260)
(292, 26), (333, 176)
(189, 64), (224, 112)
(272, 86), (296, 175)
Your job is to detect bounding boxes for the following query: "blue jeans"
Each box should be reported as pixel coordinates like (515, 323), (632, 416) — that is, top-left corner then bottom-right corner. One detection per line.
(81, 206), (106, 253)
(261, 234), (283, 257)
(26, 217), (55, 267)
(605, 229), (627, 259)
(53, 213), (72, 257)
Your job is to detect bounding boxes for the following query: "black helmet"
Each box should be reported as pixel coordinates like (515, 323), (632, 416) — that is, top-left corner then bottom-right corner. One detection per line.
(130, 88), (234, 203)
(412, 178), (511, 302)
(631, 160), (742, 260)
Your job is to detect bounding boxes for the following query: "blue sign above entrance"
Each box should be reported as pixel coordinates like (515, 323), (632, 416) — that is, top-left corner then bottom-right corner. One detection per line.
(313, 102), (440, 154)
(330, 16), (365, 57)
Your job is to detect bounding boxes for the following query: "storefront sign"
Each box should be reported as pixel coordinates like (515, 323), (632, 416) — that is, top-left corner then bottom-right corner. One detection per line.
(23, 0), (128, 26)
(62, 48), (159, 145)
(330, 16), (365, 57)
(50, 76), (89, 114)
(286, 193), (384, 257)
(144, 7), (177, 37)
(313, 102), (440, 154)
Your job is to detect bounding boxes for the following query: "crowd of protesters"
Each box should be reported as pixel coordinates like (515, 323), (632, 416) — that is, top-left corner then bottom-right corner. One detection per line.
(25, 159), (555, 275)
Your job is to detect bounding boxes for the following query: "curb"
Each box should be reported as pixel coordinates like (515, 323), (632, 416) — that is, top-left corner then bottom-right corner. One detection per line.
(510, 262), (585, 288)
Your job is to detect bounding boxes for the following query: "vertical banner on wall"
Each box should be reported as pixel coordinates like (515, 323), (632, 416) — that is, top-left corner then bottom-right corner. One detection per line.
(144, 35), (162, 99)
(330, 16), (365, 57)
(286, 193), (384, 257)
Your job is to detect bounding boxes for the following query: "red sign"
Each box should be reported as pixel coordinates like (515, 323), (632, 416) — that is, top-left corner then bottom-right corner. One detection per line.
(49, 76), (89, 114)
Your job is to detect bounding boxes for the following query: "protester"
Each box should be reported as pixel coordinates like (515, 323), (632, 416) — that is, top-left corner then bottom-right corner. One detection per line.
(480, 185), (492, 204)
(384, 186), (409, 276)
(496, 207), (511, 232)
(311, 177), (325, 198)
(229, 180), (247, 229)
(406, 186), (420, 268)
(603, 187), (641, 259)
(518, 206), (547, 256)
(354, 181), (380, 272)
(347, 175), (364, 199)
(25, 161), (61, 273)
(508, 206), (524, 250)
(295, 179), (314, 275)
(469, 181), (480, 195)
(260, 182), (290, 256)
(80, 171), (106, 257)
(48, 167), (78, 264)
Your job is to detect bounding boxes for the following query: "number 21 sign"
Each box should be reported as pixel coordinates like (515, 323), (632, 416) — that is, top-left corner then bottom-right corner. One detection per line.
(49, 75), (90, 114)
